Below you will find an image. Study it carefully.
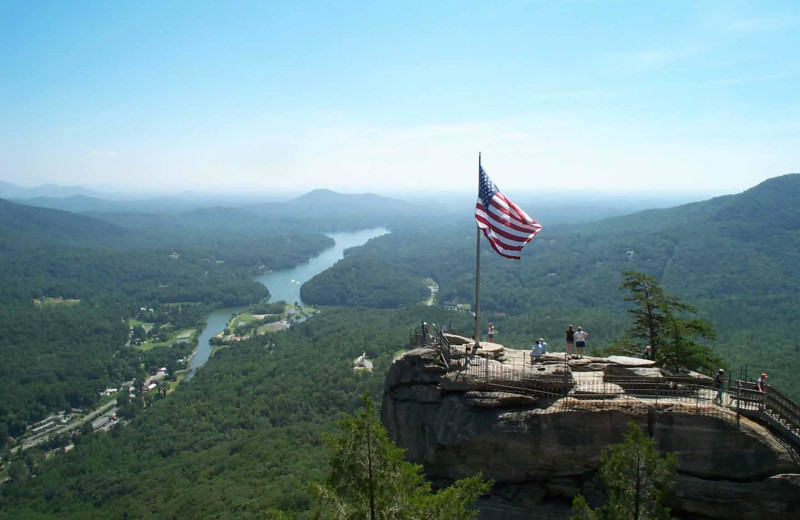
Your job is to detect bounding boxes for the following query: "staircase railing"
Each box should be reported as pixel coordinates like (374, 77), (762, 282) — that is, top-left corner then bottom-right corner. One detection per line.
(731, 379), (800, 447)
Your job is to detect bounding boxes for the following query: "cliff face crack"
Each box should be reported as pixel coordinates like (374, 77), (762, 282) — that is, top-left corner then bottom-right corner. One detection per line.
(676, 470), (792, 485)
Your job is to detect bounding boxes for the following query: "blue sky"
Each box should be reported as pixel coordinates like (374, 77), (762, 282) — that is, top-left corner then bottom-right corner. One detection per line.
(1, 0), (798, 195)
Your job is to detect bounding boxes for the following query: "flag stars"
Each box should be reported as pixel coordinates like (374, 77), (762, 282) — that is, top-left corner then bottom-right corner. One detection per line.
(475, 166), (541, 259)
(479, 167), (497, 209)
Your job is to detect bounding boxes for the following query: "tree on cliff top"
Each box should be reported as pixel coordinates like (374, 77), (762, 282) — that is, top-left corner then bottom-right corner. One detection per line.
(571, 421), (677, 520)
(314, 392), (491, 520)
(619, 271), (721, 372)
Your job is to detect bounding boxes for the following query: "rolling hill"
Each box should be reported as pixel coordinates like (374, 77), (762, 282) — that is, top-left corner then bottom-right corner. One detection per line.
(244, 188), (421, 220)
(0, 198), (127, 248)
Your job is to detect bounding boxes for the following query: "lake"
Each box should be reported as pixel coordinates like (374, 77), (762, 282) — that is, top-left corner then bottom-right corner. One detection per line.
(186, 227), (388, 379)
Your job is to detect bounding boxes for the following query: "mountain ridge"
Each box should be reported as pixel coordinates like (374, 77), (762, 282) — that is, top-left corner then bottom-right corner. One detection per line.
(0, 198), (127, 248)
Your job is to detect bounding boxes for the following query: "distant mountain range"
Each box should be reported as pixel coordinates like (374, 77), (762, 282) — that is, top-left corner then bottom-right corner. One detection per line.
(0, 188), (421, 245)
(0, 181), (111, 200)
(243, 188), (420, 219)
(12, 194), (215, 215)
(5, 181), (418, 222)
(0, 198), (127, 248)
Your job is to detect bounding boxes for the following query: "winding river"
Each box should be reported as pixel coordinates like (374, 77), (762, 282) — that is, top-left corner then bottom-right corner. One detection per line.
(186, 228), (388, 379)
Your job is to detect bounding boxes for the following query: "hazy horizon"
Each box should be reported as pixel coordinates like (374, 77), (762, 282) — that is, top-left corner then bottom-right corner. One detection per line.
(1, 176), (732, 205)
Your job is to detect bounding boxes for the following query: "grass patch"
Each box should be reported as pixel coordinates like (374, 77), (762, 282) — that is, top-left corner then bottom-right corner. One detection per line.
(139, 327), (197, 351)
(230, 313), (260, 328)
(259, 322), (289, 333)
(128, 319), (154, 328)
(168, 372), (190, 391)
(33, 297), (81, 306)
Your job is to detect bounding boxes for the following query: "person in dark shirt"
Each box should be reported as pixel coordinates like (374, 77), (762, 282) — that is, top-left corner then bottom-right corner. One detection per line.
(565, 325), (574, 358)
(713, 369), (725, 405)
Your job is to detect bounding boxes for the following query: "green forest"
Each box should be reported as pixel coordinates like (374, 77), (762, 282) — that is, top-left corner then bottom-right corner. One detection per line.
(1, 175), (799, 518)
(301, 255), (430, 308)
(0, 306), (471, 520)
(0, 200), (335, 444)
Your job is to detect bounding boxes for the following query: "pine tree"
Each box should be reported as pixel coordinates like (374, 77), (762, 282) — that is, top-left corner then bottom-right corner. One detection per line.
(571, 422), (677, 520)
(620, 271), (671, 360)
(314, 392), (491, 520)
(620, 271), (720, 372)
(659, 311), (719, 373)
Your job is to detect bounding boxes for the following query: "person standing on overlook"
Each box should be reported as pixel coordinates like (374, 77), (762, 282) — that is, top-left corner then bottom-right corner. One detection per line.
(487, 323), (495, 342)
(565, 325), (575, 358)
(531, 338), (544, 363)
(757, 372), (768, 409)
(757, 372), (768, 393)
(574, 326), (588, 358)
(713, 369), (725, 405)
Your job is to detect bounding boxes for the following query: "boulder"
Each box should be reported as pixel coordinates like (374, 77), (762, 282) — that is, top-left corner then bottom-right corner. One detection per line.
(607, 355), (657, 367)
(604, 364), (664, 378)
(443, 333), (473, 345)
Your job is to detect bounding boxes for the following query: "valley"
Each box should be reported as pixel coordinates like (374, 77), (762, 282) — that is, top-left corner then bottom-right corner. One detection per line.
(1, 179), (799, 519)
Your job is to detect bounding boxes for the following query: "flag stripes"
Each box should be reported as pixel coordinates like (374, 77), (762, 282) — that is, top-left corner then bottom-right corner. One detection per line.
(474, 166), (541, 259)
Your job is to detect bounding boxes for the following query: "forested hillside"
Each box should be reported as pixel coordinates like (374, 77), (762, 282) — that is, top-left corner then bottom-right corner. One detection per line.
(0, 200), (335, 442)
(304, 175), (800, 397)
(2, 177), (799, 518)
(0, 306), (471, 520)
(0, 198), (126, 248)
(301, 255), (430, 308)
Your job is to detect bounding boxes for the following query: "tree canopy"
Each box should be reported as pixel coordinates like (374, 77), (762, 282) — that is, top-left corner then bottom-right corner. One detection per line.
(315, 393), (490, 520)
(571, 422), (677, 520)
(618, 271), (721, 373)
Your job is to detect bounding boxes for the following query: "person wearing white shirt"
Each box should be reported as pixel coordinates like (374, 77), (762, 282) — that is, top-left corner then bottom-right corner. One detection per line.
(574, 326), (588, 358)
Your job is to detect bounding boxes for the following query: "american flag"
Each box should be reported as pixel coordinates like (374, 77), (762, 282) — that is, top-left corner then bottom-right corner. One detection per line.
(475, 166), (542, 259)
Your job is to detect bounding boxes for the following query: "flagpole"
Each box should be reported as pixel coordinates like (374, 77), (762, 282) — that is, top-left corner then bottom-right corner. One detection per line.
(474, 152), (481, 351)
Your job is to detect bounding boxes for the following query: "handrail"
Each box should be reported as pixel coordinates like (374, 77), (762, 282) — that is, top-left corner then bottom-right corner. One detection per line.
(732, 379), (800, 442)
(408, 327), (800, 449)
(765, 385), (800, 428)
(409, 325), (451, 369)
(435, 329), (451, 369)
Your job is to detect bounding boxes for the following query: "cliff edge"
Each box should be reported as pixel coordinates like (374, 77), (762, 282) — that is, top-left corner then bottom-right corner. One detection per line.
(381, 344), (800, 520)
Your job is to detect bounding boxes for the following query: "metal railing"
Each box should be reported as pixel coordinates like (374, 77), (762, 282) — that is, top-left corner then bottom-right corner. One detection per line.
(441, 348), (572, 397)
(410, 324), (452, 368)
(764, 384), (800, 435)
(730, 380), (800, 445)
(442, 356), (737, 425)
(408, 326), (800, 448)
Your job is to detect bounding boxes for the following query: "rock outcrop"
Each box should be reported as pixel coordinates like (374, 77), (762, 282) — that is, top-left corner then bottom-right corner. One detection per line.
(381, 346), (800, 520)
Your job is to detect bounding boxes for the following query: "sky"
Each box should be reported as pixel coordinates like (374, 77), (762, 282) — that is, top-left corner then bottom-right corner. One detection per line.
(1, 0), (798, 197)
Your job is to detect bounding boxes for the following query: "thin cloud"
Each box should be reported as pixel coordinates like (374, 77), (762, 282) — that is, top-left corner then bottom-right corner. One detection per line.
(55, 109), (121, 135)
(527, 89), (616, 101)
(724, 15), (799, 34)
(602, 47), (703, 73)
(699, 73), (797, 86)
(87, 148), (118, 159)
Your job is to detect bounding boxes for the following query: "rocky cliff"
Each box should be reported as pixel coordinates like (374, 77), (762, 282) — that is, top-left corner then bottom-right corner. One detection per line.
(381, 345), (800, 520)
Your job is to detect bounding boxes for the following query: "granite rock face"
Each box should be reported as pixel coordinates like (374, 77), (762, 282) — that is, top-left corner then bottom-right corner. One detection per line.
(381, 347), (800, 520)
